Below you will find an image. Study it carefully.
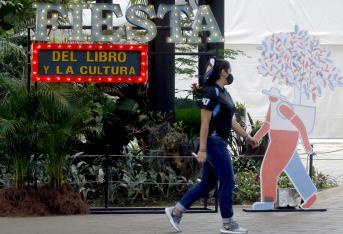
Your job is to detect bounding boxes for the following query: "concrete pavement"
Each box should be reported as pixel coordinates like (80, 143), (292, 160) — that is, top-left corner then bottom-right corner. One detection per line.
(1, 185), (342, 234)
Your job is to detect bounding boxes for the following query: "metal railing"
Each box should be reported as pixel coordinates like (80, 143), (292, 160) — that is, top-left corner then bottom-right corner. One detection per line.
(72, 151), (219, 214)
(1, 142), (342, 214)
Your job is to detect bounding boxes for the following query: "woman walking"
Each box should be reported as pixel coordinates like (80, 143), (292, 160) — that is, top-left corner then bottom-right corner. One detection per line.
(165, 58), (258, 233)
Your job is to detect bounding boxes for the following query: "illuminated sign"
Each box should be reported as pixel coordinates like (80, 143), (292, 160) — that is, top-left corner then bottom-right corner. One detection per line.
(31, 43), (147, 83)
(33, 3), (224, 43)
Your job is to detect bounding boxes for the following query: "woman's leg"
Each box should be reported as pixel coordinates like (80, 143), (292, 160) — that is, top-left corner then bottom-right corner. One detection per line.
(205, 136), (235, 221)
(176, 160), (218, 212)
(166, 137), (218, 232)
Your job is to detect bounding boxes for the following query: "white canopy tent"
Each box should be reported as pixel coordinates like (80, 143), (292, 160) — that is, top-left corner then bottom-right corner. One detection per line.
(225, 0), (343, 138)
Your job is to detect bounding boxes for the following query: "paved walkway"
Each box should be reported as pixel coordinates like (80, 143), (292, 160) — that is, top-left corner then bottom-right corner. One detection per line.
(1, 185), (342, 234)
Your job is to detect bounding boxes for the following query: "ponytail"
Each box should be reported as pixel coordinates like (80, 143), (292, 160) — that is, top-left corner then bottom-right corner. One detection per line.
(202, 58), (231, 86)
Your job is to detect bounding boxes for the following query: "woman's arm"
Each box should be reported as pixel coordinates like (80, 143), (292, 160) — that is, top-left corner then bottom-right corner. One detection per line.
(232, 118), (259, 148)
(197, 109), (212, 163)
(232, 118), (248, 139)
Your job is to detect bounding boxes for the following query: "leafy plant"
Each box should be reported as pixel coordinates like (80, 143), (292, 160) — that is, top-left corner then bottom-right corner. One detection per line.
(0, 75), (105, 189)
(156, 166), (191, 199)
(0, 75), (43, 188)
(64, 152), (105, 202)
(234, 170), (260, 204)
(119, 150), (155, 201)
(38, 87), (103, 189)
(235, 102), (246, 112)
(312, 170), (337, 190)
(125, 138), (143, 159)
(278, 172), (293, 188)
(235, 102), (247, 126)
(190, 83), (203, 104)
(175, 108), (200, 140)
(120, 169), (153, 201)
(227, 130), (246, 158)
(0, 155), (12, 188)
(27, 154), (47, 187)
(0, 47), (25, 79)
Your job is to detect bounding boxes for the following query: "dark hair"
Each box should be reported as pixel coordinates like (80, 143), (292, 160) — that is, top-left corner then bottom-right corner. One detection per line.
(205, 59), (231, 85)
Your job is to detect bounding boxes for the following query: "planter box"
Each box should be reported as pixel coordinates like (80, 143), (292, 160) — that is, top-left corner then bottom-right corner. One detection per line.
(276, 188), (300, 208)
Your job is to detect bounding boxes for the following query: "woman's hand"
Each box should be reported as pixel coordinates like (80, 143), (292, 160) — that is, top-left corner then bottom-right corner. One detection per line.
(196, 151), (207, 163)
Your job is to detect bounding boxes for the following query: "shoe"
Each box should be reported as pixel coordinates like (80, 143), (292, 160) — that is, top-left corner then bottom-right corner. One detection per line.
(252, 202), (274, 210)
(165, 207), (182, 232)
(220, 220), (248, 234)
(300, 194), (317, 209)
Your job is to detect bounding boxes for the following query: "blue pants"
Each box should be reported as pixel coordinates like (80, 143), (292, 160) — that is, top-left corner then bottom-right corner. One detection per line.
(177, 135), (235, 220)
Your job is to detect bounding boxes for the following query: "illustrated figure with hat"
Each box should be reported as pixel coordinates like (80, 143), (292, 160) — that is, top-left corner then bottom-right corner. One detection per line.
(252, 25), (343, 210)
(252, 87), (317, 210)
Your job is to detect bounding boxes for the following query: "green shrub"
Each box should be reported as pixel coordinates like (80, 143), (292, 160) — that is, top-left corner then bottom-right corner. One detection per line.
(234, 170), (260, 204)
(175, 108), (200, 139)
(278, 172), (293, 188)
(313, 171), (338, 190)
(175, 98), (198, 109)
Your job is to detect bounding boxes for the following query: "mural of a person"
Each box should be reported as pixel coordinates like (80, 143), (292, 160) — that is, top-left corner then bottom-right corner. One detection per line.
(252, 87), (317, 210)
(252, 25), (343, 210)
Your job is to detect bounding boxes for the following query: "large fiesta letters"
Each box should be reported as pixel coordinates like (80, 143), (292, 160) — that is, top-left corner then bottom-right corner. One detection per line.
(125, 4), (157, 43)
(33, 3), (224, 43)
(90, 3), (125, 42)
(156, 4), (194, 43)
(34, 3), (68, 41)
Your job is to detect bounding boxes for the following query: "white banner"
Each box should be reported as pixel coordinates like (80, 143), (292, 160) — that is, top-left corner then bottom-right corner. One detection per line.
(225, 0), (343, 138)
(226, 0), (343, 45)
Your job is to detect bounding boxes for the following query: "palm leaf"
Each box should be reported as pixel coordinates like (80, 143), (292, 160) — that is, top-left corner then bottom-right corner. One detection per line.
(0, 118), (18, 140)
(80, 125), (103, 140)
(35, 88), (74, 115)
(0, 73), (27, 105)
(12, 18), (35, 34)
(0, 37), (26, 57)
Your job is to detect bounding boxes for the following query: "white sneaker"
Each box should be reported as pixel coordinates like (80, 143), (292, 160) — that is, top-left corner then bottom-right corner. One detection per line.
(220, 220), (248, 234)
(165, 207), (182, 232)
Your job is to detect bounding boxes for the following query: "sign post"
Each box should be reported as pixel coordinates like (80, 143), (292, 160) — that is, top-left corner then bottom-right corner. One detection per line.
(148, 0), (175, 113)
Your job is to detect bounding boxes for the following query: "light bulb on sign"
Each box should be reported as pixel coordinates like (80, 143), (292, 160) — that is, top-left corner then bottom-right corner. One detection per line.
(125, 4), (157, 43)
(91, 3), (124, 42)
(32, 3), (224, 44)
(157, 4), (193, 43)
(188, 5), (223, 43)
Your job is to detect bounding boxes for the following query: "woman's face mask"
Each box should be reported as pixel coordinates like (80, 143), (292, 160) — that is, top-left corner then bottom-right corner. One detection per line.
(221, 68), (234, 85)
(226, 74), (234, 85)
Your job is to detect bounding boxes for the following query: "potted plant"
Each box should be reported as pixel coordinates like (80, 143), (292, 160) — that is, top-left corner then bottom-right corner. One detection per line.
(190, 83), (203, 106)
(276, 173), (300, 208)
(235, 102), (247, 126)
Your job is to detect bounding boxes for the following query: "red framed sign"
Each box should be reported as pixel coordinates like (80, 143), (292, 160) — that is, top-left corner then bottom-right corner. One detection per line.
(31, 43), (147, 83)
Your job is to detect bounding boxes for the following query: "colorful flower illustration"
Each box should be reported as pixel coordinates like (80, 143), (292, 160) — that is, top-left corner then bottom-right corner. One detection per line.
(257, 25), (343, 102)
